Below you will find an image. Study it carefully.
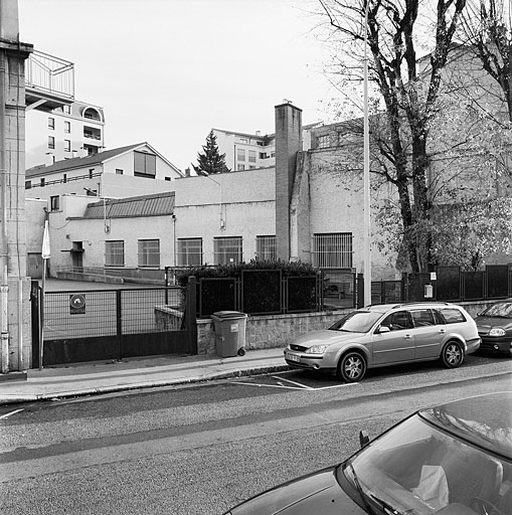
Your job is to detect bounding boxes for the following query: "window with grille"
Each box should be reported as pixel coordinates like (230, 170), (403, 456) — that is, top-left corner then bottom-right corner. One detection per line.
(317, 134), (330, 149)
(248, 150), (256, 163)
(237, 148), (246, 162)
(177, 238), (203, 266)
(105, 240), (125, 267)
(138, 239), (160, 267)
(256, 235), (276, 260)
(214, 236), (242, 265)
(134, 151), (156, 178)
(312, 233), (352, 268)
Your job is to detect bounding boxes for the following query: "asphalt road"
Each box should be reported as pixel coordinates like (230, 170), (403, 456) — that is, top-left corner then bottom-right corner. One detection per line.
(0, 355), (510, 515)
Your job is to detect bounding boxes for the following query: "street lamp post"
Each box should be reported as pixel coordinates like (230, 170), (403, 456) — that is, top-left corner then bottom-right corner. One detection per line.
(363, 0), (371, 306)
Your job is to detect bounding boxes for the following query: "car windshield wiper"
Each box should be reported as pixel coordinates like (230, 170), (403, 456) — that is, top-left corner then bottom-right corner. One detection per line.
(346, 464), (378, 515)
(370, 494), (406, 515)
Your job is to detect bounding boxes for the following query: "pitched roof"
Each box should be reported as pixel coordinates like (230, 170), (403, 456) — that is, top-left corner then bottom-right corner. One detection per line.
(82, 191), (175, 219)
(26, 143), (146, 178)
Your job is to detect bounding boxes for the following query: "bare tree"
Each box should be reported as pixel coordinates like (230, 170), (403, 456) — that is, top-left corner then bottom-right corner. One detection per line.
(318, 0), (468, 273)
(458, 0), (511, 121)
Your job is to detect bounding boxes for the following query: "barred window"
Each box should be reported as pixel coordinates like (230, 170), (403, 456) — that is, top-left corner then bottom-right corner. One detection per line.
(138, 239), (160, 267)
(256, 235), (276, 260)
(312, 233), (352, 268)
(177, 238), (203, 266)
(316, 134), (330, 149)
(105, 240), (125, 267)
(248, 150), (256, 163)
(214, 236), (242, 265)
(237, 148), (246, 162)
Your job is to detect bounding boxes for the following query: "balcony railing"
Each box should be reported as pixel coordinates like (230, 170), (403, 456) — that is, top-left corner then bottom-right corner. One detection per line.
(25, 50), (75, 103)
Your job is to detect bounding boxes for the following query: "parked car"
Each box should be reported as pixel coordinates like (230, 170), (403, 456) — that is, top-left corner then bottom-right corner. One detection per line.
(474, 300), (512, 357)
(223, 391), (512, 515)
(284, 302), (480, 382)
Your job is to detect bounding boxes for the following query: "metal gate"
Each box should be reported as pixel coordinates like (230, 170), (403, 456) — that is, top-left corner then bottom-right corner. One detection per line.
(30, 280), (197, 367)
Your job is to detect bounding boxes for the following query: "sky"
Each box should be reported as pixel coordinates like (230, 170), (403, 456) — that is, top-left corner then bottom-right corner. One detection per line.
(18, 0), (337, 171)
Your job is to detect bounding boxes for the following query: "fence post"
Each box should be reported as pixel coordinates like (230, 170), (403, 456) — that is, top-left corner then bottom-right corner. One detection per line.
(186, 276), (198, 354)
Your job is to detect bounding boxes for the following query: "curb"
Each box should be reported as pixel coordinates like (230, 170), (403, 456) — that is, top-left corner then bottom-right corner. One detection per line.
(0, 364), (290, 406)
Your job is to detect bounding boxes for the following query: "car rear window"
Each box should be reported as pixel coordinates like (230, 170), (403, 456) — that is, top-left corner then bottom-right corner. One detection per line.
(438, 308), (467, 324)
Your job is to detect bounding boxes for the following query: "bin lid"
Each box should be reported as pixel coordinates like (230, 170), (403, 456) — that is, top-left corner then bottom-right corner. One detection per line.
(211, 311), (247, 320)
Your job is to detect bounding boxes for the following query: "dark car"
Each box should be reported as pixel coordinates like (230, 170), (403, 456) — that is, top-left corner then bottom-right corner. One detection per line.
(223, 392), (512, 515)
(474, 300), (512, 357)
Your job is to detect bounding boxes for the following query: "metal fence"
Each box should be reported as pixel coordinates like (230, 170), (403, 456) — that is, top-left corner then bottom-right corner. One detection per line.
(197, 271), (323, 318)
(44, 287), (185, 340)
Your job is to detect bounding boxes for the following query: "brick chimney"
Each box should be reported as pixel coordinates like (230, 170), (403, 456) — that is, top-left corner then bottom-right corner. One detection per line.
(275, 101), (302, 261)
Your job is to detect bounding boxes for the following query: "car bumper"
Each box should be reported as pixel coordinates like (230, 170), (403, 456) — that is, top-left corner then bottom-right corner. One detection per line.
(465, 337), (481, 355)
(479, 337), (512, 356)
(283, 350), (336, 373)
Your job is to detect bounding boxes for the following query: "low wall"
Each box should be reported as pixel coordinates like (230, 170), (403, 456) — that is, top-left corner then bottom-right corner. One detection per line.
(197, 310), (350, 355)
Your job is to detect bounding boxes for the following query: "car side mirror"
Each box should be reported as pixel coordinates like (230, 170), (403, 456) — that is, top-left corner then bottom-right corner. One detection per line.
(377, 326), (390, 334)
(359, 430), (370, 448)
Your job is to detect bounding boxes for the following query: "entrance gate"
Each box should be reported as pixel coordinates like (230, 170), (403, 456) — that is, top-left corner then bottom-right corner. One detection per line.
(30, 280), (197, 367)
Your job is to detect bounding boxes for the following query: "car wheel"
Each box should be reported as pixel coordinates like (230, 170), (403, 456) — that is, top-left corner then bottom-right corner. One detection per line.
(441, 341), (464, 368)
(338, 352), (366, 383)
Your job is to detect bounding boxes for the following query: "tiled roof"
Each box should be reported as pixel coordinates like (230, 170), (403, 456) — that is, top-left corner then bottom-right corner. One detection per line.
(82, 192), (175, 219)
(26, 143), (145, 178)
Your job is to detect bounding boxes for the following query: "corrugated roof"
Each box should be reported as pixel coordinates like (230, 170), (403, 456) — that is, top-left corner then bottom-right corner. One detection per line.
(26, 143), (145, 178)
(82, 192), (175, 219)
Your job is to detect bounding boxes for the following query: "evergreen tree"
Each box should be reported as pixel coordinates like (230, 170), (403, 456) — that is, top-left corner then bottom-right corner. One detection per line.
(193, 130), (230, 175)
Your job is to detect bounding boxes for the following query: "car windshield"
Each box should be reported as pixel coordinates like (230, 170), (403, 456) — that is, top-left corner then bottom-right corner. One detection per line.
(338, 414), (511, 515)
(329, 311), (383, 333)
(481, 302), (512, 318)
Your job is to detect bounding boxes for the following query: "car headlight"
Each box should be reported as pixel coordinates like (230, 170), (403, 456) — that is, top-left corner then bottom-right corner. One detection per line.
(489, 328), (506, 337)
(306, 345), (329, 354)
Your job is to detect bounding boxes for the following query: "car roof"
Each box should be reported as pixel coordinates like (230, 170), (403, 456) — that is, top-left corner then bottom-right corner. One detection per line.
(419, 391), (512, 459)
(363, 302), (458, 313)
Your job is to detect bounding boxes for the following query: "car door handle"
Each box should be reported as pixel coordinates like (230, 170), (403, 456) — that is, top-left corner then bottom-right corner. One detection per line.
(439, 329), (446, 334)
(404, 334), (412, 340)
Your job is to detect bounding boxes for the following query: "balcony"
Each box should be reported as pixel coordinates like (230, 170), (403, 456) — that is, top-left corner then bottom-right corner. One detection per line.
(25, 50), (74, 111)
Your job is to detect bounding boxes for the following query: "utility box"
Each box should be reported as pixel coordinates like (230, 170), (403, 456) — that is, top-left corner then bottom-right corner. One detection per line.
(211, 311), (248, 358)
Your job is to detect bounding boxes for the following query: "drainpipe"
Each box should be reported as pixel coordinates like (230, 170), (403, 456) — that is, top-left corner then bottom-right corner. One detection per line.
(0, 50), (9, 373)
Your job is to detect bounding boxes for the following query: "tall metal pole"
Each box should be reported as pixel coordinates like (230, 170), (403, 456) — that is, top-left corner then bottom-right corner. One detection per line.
(363, 0), (371, 306)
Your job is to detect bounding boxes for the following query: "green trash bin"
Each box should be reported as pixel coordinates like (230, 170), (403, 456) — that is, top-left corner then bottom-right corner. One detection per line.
(211, 311), (248, 358)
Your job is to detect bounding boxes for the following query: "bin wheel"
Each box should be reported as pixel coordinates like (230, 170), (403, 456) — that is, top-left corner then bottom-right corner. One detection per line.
(238, 348), (246, 356)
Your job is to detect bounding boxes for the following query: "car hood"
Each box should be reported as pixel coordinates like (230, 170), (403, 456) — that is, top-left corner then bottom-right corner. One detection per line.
(228, 466), (366, 515)
(475, 315), (512, 331)
(291, 330), (366, 348)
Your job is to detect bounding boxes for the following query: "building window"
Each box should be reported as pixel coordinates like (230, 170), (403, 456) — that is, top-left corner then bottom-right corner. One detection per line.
(259, 152), (267, 159)
(134, 151), (156, 178)
(64, 140), (71, 152)
(40, 178), (45, 187)
(89, 168), (94, 178)
(213, 236), (242, 265)
(63, 173), (67, 183)
(138, 239), (160, 267)
(317, 135), (330, 149)
(115, 169), (123, 175)
(312, 233), (353, 268)
(240, 138), (248, 143)
(177, 238), (203, 266)
(63, 105), (71, 114)
(165, 177), (172, 181)
(248, 150), (256, 163)
(25, 180), (31, 189)
(237, 164), (245, 170)
(48, 117), (55, 130)
(50, 195), (60, 211)
(64, 121), (71, 133)
(105, 241), (125, 267)
(237, 148), (246, 162)
(48, 136), (55, 149)
(256, 235), (276, 260)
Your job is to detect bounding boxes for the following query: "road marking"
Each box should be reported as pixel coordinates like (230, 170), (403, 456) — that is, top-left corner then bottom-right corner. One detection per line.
(231, 381), (298, 390)
(0, 408), (23, 420)
(271, 375), (312, 389)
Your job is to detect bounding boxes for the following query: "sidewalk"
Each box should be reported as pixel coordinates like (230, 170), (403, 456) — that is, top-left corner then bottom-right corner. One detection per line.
(0, 348), (288, 405)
